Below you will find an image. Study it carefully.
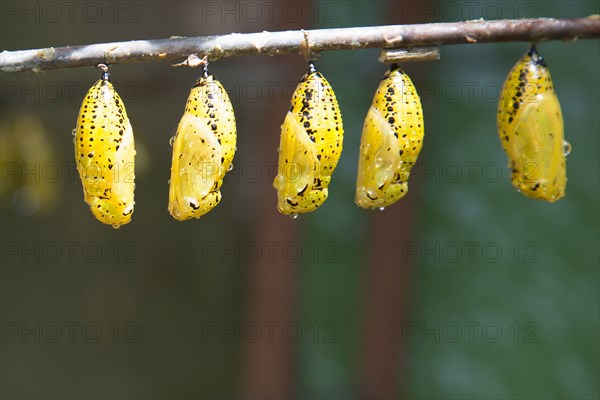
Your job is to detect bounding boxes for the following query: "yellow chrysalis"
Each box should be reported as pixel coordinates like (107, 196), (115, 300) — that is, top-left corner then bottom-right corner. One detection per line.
(273, 62), (344, 217)
(355, 64), (424, 209)
(497, 45), (568, 202)
(168, 64), (237, 221)
(74, 64), (135, 228)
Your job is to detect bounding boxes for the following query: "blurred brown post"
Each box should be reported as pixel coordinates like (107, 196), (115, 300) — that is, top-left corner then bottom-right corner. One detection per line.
(239, 62), (298, 400)
(240, 205), (298, 399)
(361, 195), (417, 398)
(360, 1), (427, 398)
(239, 3), (312, 398)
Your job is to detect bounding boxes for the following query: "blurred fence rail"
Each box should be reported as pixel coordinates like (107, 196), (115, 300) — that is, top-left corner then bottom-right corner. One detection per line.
(1, 16), (599, 73)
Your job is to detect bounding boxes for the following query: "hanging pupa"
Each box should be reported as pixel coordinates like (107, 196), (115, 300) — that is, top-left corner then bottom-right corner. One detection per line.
(273, 61), (344, 217)
(168, 61), (237, 220)
(355, 64), (424, 209)
(74, 64), (135, 228)
(497, 45), (568, 202)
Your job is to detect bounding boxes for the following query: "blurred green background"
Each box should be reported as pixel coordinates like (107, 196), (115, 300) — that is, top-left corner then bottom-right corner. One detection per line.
(1, 1), (598, 399)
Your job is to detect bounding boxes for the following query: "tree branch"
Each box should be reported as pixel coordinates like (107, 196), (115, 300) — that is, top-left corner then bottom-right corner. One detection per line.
(2, 16), (599, 73)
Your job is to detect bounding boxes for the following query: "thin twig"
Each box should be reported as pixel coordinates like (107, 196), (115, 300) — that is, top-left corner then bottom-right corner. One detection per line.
(1, 16), (599, 73)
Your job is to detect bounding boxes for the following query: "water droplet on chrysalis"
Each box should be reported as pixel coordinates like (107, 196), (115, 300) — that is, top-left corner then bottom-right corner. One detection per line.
(227, 164), (233, 172)
(274, 175), (285, 190)
(563, 140), (572, 156)
(290, 214), (298, 220)
(169, 136), (176, 146)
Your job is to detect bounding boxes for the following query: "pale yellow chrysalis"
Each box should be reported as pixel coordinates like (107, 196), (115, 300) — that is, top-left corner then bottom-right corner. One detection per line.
(168, 64), (237, 220)
(498, 45), (568, 202)
(355, 64), (424, 209)
(273, 62), (344, 217)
